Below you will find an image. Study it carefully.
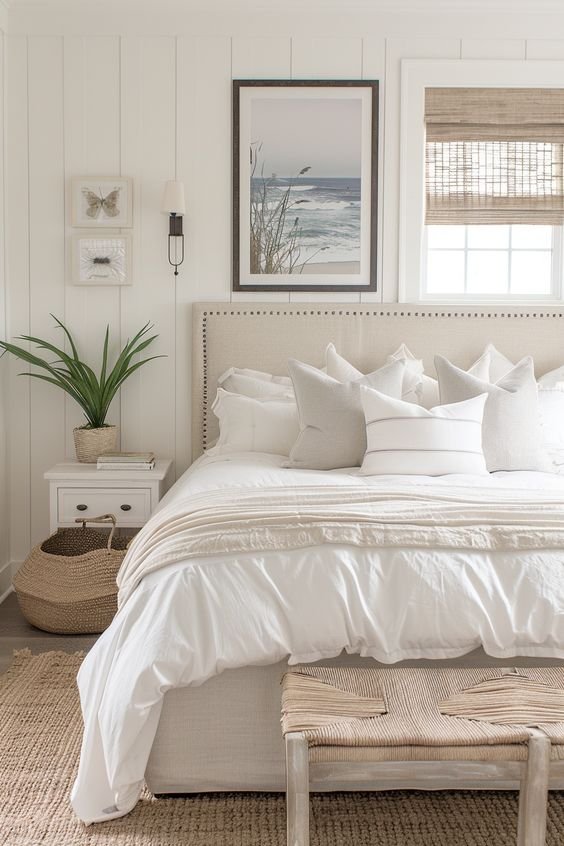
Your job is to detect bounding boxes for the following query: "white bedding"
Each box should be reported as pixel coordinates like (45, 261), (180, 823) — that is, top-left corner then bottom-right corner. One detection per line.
(71, 452), (564, 823)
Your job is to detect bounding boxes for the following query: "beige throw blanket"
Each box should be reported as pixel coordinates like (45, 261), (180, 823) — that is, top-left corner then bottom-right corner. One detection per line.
(117, 484), (564, 607)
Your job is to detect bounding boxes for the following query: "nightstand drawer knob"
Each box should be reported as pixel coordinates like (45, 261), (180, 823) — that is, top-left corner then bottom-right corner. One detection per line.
(121, 503), (132, 512)
(76, 504), (88, 512)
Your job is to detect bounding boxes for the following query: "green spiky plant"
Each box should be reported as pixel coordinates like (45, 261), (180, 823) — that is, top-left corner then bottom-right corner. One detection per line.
(0, 316), (163, 429)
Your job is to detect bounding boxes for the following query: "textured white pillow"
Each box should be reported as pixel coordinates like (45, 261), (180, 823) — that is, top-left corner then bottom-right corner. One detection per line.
(478, 350), (564, 468)
(217, 367), (294, 400)
(359, 388), (488, 476)
(287, 358), (405, 470)
(435, 355), (550, 472)
(212, 389), (299, 456)
(387, 343), (490, 408)
(325, 343), (421, 403)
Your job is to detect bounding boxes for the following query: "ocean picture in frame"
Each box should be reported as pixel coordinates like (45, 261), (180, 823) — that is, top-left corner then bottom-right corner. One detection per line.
(233, 80), (378, 292)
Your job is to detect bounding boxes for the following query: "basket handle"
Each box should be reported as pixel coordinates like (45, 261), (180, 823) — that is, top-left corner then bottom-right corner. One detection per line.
(74, 513), (117, 553)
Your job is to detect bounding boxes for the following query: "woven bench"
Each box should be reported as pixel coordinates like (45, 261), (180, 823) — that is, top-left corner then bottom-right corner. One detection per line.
(281, 666), (564, 846)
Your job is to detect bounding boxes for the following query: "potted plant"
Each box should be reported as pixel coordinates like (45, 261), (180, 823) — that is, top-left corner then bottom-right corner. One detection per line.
(0, 316), (163, 463)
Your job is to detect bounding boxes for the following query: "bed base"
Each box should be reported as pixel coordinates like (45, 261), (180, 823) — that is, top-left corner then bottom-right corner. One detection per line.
(146, 651), (564, 794)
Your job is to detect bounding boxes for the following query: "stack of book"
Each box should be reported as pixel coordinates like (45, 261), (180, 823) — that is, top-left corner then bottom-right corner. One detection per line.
(97, 452), (155, 471)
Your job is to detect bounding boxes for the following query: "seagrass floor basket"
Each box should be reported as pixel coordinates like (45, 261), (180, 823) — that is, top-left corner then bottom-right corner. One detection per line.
(13, 514), (129, 634)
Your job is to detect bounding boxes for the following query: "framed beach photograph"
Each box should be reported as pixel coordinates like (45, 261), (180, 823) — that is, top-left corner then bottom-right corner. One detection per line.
(71, 176), (133, 227)
(233, 80), (379, 292)
(71, 232), (132, 285)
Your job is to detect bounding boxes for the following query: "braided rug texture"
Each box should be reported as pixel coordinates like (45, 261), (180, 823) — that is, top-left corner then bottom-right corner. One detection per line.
(2, 650), (564, 846)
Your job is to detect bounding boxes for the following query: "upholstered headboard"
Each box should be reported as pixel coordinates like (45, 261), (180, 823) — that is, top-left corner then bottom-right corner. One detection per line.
(192, 302), (564, 457)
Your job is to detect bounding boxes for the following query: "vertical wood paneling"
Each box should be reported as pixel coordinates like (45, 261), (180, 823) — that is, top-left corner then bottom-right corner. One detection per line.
(291, 37), (362, 79)
(7, 26), (562, 567)
(28, 37), (66, 544)
(175, 36), (231, 476)
(120, 36), (176, 458)
(6, 36), (31, 564)
(383, 37), (461, 303)
(63, 36), (122, 458)
(231, 36), (291, 79)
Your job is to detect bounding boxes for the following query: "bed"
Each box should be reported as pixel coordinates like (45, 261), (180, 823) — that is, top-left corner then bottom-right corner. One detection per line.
(71, 303), (564, 823)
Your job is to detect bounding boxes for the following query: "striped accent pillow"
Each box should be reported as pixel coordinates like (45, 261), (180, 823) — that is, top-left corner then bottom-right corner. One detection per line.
(359, 387), (488, 476)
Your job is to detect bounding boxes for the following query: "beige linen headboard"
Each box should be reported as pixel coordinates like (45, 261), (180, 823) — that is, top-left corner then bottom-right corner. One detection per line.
(192, 302), (564, 458)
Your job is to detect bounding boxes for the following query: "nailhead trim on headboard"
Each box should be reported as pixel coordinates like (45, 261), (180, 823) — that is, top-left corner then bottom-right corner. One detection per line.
(198, 306), (564, 452)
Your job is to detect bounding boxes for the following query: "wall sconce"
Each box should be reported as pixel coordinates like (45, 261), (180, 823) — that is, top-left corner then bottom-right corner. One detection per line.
(161, 180), (186, 276)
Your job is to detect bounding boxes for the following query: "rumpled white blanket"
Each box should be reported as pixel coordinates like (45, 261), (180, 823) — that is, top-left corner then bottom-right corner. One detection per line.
(71, 452), (564, 824)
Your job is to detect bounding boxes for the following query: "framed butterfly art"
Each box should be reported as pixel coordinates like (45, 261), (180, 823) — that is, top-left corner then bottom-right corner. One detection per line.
(71, 177), (133, 227)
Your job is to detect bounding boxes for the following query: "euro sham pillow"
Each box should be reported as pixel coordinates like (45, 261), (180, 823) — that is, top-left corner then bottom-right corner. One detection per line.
(325, 343), (421, 403)
(217, 367), (294, 400)
(387, 343), (490, 408)
(212, 388), (299, 456)
(359, 387), (488, 476)
(286, 358), (405, 470)
(435, 355), (550, 472)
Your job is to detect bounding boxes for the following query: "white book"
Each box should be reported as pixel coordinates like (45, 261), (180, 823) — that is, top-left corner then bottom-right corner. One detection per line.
(97, 461), (155, 471)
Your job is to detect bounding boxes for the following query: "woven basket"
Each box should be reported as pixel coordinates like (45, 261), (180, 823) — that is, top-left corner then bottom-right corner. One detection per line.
(13, 514), (129, 634)
(73, 425), (118, 463)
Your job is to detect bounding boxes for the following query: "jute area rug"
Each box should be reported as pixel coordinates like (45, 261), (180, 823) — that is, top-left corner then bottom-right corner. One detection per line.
(2, 651), (564, 846)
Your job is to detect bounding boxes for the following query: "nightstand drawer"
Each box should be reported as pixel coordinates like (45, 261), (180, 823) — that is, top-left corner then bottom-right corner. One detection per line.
(57, 487), (152, 525)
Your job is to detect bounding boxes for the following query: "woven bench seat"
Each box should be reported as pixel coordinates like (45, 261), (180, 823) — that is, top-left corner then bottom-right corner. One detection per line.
(281, 666), (564, 846)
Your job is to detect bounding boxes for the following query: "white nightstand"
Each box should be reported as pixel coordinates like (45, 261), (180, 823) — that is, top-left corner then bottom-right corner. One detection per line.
(44, 460), (174, 534)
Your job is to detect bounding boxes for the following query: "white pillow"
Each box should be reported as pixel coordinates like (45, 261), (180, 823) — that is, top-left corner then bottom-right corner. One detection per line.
(325, 343), (421, 403)
(435, 355), (550, 472)
(212, 388), (299, 456)
(481, 343), (515, 383)
(286, 358), (405, 470)
(387, 344), (490, 408)
(539, 363), (564, 390)
(359, 387), (488, 476)
(217, 367), (294, 400)
(484, 350), (564, 468)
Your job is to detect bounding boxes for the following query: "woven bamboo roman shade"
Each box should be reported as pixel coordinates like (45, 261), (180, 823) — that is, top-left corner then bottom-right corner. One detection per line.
(425, 87), (564, 224)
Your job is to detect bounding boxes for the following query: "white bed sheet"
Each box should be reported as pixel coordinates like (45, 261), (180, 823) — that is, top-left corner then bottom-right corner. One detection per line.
(71, 452), (564, 823)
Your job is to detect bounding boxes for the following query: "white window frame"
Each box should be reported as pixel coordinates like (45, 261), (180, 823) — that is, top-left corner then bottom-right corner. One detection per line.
(399, 59), (564, 304)
(421, 224), (563, 301)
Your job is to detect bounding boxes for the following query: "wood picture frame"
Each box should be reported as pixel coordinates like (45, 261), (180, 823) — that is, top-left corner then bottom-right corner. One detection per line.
(232, 80), (379, 293)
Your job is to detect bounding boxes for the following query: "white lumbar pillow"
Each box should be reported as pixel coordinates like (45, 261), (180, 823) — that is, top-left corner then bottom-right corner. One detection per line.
(211, 388), (299, 456)
(435, 355), (550, 473)
(287, 357), (406, 470)
(387, 343), (490, 408)
(325, 343), (421, 403)
(359, 388), (488, 476)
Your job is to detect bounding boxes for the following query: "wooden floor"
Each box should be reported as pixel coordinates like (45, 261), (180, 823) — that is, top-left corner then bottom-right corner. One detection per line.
(0, 592), (97, 674)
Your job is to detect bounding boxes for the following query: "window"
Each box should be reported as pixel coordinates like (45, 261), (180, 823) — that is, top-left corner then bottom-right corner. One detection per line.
(399, 61), (564, 303)
(424, 224), (561, 298)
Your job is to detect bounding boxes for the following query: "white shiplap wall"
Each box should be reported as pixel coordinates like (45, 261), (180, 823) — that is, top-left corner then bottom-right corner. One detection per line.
(3, 10), (564, 574)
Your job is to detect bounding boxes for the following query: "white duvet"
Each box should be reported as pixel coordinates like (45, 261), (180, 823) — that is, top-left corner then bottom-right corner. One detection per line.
(71, 452), (564, 823)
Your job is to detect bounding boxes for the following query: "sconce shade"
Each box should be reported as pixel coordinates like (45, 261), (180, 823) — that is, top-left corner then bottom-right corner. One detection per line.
(161, 180), (186, 215)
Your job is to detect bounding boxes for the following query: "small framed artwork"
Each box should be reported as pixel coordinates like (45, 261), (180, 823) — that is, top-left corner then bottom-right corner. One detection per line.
(71, 176), (133, 227)
(72, 232), (132, 285)
(232, 79), (379, 293)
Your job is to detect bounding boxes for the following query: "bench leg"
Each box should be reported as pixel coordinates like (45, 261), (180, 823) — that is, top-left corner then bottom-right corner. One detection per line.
(517, 731), (551, 846)
(286, 732), (310, 846)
